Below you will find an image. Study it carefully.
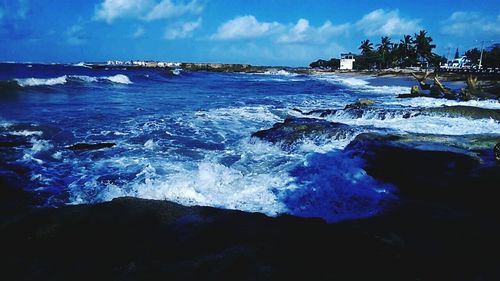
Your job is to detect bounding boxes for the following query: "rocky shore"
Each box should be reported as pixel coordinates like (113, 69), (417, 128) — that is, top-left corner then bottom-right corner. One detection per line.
(2, 120), (500, 280)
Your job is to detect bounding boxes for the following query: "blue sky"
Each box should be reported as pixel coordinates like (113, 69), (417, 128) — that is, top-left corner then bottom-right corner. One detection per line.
(1, 0), (499, 66)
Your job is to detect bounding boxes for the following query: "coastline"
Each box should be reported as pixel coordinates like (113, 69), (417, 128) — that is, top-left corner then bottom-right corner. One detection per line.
(1, 61), (500, 280)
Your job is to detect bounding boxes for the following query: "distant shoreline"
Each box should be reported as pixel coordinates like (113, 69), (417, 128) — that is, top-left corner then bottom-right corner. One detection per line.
(2, 61), (498, 81)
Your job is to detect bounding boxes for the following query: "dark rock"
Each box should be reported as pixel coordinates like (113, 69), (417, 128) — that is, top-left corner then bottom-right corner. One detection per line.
(67, 142), (116, 151)
(293, 108), (336, 117)
(1, 197), (500, 281)
(0, 140), (29, 148)
(397, 93), (427, 98)
(252, 117), (355, 148)
(345, 133), (498, 204)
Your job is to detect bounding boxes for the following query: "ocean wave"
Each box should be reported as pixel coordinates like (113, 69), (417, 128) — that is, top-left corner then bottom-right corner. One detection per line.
(105, 74), (132, 84)
(63, 136), (395, 222)
(386, 97), (500, 110)
(9, 74), (133, 87)
(326, 112), (500, 135)
(314, 74), (409, 95)
(73, 62), (91, 68)
(262, 69), (299, 76)
(15, 76), (68, 87)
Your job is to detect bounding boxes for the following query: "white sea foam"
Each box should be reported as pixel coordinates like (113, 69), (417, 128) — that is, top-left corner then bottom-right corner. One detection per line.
(73, 62), (91, 68)
(144, 139), (159, 150)
(296, 133), (361, 153)
(15, 76), (68, 87)
(326, 112), (500, 135)
(262, 69), (298, 76)
(386, 97), (500, 109)
(10, 130), (43, 137)
(13, 74), (133, 87)
(71, 75), (99, 83)
(105, 74), (132, 84)
(69, 148), (293, 216)
(314, 74), (409, 95)
(30, 138), (53, 154)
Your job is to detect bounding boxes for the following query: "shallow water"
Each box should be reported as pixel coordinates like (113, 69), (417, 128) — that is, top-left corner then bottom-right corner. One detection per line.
(1, 63), (499, 222)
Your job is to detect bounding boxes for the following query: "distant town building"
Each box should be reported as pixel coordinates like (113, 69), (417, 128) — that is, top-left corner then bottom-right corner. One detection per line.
(340, 53), (355, 70)
(106, 60), (181, 68)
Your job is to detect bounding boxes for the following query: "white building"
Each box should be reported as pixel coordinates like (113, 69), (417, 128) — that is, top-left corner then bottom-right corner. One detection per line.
(340, 53), (355, 70)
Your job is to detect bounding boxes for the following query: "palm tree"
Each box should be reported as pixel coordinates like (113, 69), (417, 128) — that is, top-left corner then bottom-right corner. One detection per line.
(377, 36), (392, 68)
(377, 36), (392, 54)
(399, 35), (413, 56)
(359, 39), (374, 55)
(398, 35), (415, 67)
(414, 30), (436, 63)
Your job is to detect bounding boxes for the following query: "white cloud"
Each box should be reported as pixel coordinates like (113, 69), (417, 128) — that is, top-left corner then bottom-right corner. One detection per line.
(441, 11), (500, 36)
(146, 0), (202, 21)
(94, 0), (149, 23)
(65, 24), (87, 45)
(277, 18), (349, 44)
(132, 26), (145, 38)
(94, 0), (203, 23)
(356, 9), (421, 36)
(211, 15), (283, 40)
(164, 17), (201, 39)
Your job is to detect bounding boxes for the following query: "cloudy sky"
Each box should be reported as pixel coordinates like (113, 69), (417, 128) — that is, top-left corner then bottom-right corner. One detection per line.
(0, 0), (499, 66)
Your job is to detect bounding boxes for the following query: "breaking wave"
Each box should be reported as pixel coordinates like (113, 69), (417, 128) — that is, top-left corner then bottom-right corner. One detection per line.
(314, 74), (410, 95)
(10, 74), (133, 87)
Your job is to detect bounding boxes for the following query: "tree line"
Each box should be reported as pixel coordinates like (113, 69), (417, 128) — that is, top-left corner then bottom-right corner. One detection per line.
(463, 44), (500, 68)
(310, 30), (499, 70)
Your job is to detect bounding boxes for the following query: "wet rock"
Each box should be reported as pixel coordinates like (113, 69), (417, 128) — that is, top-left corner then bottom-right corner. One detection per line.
(293, 108), (336, 117)
(0, 134), (31, 148)
(345, 133), (498, 203)
(344, 99), (375, 110)
(0, 163), (34, 217)
(252, 117), (354, 148)
(0, 140), (30, 148)
(410, 85), (420, 95)
(66, 142), (116, 151)
(423, 105), (500, 121)
(397, 93), (427, 98)
(2, 196), (500, 281)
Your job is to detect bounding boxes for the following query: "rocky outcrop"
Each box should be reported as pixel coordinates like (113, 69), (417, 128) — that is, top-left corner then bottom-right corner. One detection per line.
(252, 117), (355, 148)
(343, 99), (375, 110)
(66, 142), (116, 151)
(2, 188), (500, 281)
(2, 130), (500, 280)
(345, 133), (499, 202)
(399, 72), (500, 101)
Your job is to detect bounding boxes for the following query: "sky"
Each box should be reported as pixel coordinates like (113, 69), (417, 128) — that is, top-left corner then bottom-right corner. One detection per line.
(0, 0), (499, 66)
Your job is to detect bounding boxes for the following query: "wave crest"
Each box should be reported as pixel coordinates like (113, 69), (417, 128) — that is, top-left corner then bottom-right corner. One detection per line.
(9, 74), (133, 87)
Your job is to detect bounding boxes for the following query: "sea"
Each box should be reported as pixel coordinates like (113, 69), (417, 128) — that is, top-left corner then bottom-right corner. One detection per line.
(1, 63), (499, 222)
